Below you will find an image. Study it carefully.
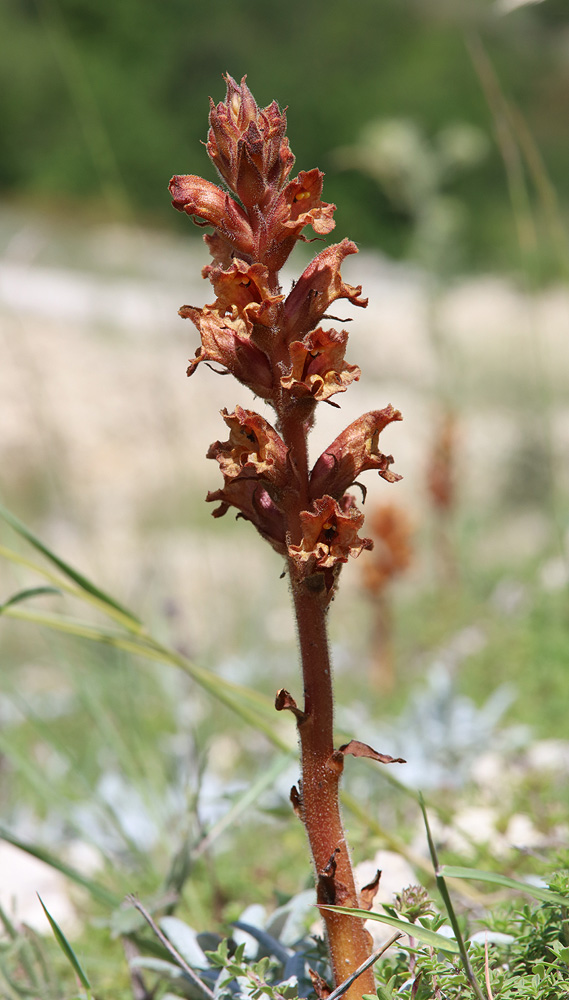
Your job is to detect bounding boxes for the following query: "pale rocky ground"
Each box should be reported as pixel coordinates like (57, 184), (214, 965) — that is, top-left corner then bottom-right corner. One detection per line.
(1, 209), (568, 933)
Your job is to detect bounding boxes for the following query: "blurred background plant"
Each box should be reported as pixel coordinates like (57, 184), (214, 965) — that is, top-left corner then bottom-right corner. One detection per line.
(1, 0), (569, 997)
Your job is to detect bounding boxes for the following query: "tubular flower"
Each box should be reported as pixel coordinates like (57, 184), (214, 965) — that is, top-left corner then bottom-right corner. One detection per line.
(310, 406), (403, 502)
(288, 494), (373, 598)
(261, 169), (337, 272)
(280, 327), (360, 402)
(169, 175), (254, 259)
(284, 238), (367, 341)
(182, 306), (274, 399)
(206, 407), (289, 555)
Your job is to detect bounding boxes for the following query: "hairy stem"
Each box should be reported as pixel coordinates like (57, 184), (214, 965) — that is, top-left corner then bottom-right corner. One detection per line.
(289, 577), (375, 997)
(279, 404), (374, 997)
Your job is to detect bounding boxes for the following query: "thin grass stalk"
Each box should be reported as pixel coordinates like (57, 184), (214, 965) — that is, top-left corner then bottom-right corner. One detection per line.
(419, 796), (487, 1000)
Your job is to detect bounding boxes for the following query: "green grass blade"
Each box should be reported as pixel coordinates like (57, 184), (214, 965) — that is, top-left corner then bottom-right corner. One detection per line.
(439, 866), (569, 907)
(37, 895), (91, 991)
(319, 905), (459, 954)
(0, 827), (119, 907)
(0, 504), (141, 625)
(0, 586), (61, 611)
(1, 606), (291, 751)
(419, 795), (487, 1000)
(192, 752), (295, 858)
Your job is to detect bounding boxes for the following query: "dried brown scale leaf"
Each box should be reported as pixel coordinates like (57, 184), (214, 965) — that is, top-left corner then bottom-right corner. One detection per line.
(274, 688), (307, 722)
(360, 870), (382, 911)
(310, 406), (403, 502)
(338, 739), (406, 765)
(290, 785), (303, 819)
(281, 327), (361, 402)
(309, 968), (332, 999)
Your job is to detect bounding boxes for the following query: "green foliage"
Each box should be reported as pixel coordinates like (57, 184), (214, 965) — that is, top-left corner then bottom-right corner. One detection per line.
(0, 0), (567, 271)
(372, 874), (569, 1000)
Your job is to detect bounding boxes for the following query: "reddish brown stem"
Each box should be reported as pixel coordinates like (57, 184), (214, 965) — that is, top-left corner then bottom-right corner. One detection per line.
(288, 576), (375, 998)
(279, 403), (374, 998)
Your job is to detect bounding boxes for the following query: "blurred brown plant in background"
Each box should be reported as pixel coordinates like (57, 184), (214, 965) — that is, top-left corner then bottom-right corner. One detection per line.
(361, 503), (413, 692)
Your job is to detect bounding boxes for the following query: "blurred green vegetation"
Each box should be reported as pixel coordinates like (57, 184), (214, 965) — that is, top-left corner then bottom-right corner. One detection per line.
(1, 0), (568, 272)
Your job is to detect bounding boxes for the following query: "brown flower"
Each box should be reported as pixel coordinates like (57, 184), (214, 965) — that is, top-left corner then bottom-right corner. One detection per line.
(181, 305), (274, 399)
(206, 406), (289, 554)
(207, 406), (289, 490)
(289, 494), (373, 598)
(280, 327), (360, 402)
(169, 174), (254, 260)
(203, 258), (283, 332)
(310, 407), (402, 501)
(261, 169), (337, 272)
(284, 238), (367, 342)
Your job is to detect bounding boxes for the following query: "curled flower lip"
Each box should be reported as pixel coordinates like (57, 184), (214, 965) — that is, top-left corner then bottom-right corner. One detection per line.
(206, 406), (289, 555)
(261, 169), (337, 272)
(207, 406), (289, 489)
(280, 327), (360, 402)
(203, 259), (283, 331)
(288, 494), (373, 600)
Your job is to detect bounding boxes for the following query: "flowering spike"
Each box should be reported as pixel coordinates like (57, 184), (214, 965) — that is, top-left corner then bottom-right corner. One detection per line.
(171, 77), (403, 999)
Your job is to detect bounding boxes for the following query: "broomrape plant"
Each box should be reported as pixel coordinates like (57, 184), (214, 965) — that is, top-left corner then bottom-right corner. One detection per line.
(169, 74), (405, 998)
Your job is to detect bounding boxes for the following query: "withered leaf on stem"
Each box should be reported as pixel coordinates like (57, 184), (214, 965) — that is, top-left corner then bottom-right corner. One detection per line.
(360, 869), (382, 911)
(339, 740), (406, 765)
(309, 968), (332, 999)
(290, 785), (303, 819)
(274, 688), (307, 722)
